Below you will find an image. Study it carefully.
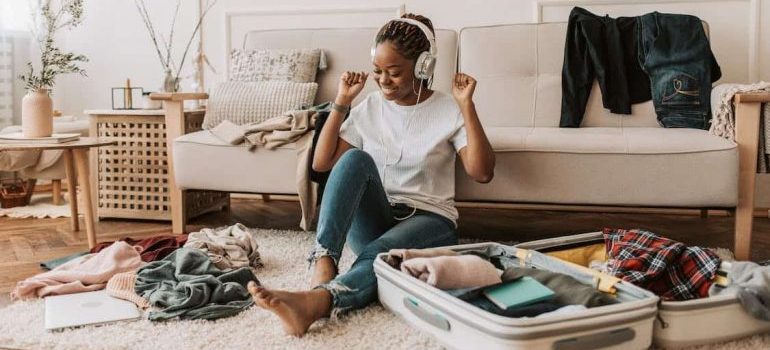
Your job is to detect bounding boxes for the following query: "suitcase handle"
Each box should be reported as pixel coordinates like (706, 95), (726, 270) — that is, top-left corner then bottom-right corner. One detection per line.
(403, 296), (451, 331)
(553, 327), (635, 350)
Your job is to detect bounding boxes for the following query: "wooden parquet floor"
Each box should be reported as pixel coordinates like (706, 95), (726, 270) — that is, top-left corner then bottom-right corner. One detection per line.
(1, 198), (769, 307)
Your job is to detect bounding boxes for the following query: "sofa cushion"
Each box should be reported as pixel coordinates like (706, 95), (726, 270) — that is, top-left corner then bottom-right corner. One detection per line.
(485, 127), (735, 154)
(229, 48), (323, 83)
(173, 130), (298, 194)
(202, 81), (318, 129)
(458, 127), (738, 207)
(175, 125), (738, 207)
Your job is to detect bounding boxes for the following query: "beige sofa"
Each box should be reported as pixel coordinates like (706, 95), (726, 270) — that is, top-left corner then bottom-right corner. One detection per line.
(155, 24), (768, 260)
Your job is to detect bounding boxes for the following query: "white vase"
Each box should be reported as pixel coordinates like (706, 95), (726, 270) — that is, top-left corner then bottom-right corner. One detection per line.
(21, 88), (53, 138)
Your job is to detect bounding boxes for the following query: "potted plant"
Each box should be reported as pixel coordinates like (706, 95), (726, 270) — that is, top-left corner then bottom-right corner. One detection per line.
(18, 0), (88, 138)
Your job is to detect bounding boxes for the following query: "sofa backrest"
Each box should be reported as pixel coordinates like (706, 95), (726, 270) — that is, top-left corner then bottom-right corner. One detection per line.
(242, 28), (458, 106)
(458, 23), (660, 128)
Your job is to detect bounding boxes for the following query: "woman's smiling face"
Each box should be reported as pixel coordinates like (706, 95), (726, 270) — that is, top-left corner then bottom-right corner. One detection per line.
(372, 41), (419, 105)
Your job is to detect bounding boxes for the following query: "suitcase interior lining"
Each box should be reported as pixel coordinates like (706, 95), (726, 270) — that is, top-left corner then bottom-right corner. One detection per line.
(450, 244), (650, 303)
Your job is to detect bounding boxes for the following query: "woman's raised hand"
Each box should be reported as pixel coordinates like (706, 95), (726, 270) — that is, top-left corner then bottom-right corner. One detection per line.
(336, 71), (369, 105)
(452, 72), (477, 107)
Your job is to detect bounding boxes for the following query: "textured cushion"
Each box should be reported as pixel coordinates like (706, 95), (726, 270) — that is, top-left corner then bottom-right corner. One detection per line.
(202, 81), (318, 129)
(173, 130), (298, 193)
(229, 48), (322, 83)
(456, 126), (738, 207)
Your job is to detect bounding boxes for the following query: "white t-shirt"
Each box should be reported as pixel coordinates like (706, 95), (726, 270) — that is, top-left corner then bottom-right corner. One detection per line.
(339, 90), (468, 225)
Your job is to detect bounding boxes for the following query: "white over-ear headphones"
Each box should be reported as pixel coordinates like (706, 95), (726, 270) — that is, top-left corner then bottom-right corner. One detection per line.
(371, 17), (438, 81)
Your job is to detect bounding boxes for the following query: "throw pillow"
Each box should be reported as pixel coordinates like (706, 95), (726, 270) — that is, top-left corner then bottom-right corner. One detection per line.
(230, 48), (323, 83)
(202, 81), (318, 129)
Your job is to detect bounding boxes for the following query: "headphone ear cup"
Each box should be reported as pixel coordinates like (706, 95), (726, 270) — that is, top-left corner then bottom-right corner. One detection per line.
(371, 44), (377, 63)
(414, 51), (436, 80)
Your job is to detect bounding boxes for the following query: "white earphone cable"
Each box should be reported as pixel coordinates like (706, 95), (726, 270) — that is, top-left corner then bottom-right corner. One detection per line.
(378, 80), (422, 221)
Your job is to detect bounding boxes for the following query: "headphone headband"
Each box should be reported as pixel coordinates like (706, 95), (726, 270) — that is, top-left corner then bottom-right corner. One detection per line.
(388, 18), (437, 56)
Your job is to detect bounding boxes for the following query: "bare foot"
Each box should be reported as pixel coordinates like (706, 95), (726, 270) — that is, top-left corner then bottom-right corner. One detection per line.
(248, 281), (332, 337)
(310, 256), (337, 287)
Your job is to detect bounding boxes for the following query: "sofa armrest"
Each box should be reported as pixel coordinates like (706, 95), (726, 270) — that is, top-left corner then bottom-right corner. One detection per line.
(149, 92), (209, 138)
(149, 92), (209, 234)
(150, 92), (209, 137)
(150, 92), (209, 102)
(732, 91), (770, 260)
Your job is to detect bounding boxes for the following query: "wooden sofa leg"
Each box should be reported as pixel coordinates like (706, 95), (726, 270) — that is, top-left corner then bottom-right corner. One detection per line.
(733, 99), (761, 261)
(734, 211), (753, 261)
(160, 97), (189, 235)
(171, 188), (187, 234)
(52, 179), (62, 205)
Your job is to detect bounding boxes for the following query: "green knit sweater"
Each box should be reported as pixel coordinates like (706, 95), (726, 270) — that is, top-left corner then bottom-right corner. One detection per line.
(135, 247), (259, 321)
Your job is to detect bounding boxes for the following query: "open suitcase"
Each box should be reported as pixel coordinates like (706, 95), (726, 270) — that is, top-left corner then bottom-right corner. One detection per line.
(374, 242), (659, 350)
(514, 231), (770, 348)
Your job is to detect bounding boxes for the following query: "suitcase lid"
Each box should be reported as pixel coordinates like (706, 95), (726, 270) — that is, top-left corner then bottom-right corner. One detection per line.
(513, 231), (741, 310)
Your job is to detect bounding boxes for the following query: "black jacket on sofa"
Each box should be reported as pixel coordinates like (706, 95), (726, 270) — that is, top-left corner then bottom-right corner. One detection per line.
(560, 7), (650, 127)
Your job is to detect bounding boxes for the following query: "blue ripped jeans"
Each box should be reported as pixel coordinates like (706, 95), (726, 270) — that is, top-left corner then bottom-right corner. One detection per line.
(309, 149), (457, 316)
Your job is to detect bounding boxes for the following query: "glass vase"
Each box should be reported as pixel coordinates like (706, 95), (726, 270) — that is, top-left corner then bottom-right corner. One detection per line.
(162, 69), (180, 93)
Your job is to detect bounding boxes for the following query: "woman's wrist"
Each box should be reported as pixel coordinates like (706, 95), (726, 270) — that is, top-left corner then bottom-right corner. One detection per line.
(334, 95), (353, 106)
(458, 100), (475, 113)
(331, 101), (351, 115)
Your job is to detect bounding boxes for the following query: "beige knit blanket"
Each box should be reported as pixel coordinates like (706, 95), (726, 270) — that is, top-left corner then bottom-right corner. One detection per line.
(709, 82), (770, 141)
(709, 82), (770, 173)
(209, 110), (319, 230)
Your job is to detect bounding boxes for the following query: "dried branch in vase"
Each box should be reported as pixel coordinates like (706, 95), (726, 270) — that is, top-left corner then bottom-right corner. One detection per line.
(134, 0), (218, 92)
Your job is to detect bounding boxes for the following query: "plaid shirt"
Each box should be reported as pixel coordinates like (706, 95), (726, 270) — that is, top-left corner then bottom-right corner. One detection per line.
(603, 228), (721, 301)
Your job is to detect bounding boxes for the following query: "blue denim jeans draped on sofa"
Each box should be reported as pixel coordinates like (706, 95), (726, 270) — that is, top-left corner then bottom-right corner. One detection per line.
(637, 12), (722, 129)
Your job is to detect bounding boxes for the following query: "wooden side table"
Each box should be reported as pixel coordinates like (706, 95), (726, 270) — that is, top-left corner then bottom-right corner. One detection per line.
(84, 109), (228, 222)
(0, 138), (116, 249)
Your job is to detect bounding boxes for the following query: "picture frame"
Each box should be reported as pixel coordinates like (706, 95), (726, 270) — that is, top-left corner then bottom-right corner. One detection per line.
(111, 87), (144, 110)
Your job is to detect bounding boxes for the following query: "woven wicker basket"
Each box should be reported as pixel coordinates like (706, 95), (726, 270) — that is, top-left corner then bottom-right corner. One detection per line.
(0, 178), (36, 208)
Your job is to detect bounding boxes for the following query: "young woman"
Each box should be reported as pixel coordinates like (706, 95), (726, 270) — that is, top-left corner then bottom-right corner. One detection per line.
(248, 13), (495, 337)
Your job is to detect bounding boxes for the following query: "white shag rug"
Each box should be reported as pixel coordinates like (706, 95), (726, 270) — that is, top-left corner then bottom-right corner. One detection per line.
(0, 194), (71, 219)
(0, 228), (440, 350)
(0, 228), (768, 350)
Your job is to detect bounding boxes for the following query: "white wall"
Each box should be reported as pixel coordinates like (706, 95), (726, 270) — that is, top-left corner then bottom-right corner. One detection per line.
(10, 33), (30, 125)
(13, 0), (770, 117)
(51, 0), (199, 115)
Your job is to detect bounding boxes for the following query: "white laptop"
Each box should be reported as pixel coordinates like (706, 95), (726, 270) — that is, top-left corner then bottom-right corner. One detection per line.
(44, 290), (142, 331)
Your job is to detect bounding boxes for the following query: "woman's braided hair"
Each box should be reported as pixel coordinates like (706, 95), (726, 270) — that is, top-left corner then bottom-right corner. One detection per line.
(375, 13), (435, 87)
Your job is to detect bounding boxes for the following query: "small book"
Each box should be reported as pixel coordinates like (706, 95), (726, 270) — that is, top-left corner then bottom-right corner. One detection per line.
(482, 276), (555, 310)
(0, 132), (80, 144)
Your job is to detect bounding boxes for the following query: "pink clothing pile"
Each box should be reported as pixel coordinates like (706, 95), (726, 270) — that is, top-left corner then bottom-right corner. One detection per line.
(11, 241), (144, 300)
